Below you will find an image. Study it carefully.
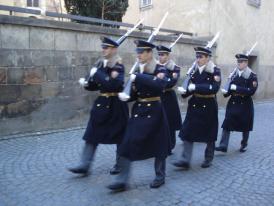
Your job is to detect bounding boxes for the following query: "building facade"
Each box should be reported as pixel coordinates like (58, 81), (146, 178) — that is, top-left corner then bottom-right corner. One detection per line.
(0, 0), (66, 18)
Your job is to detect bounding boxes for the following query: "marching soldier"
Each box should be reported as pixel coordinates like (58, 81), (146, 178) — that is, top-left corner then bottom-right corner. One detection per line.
(107, 40), (171, 191)
(215, 53), (258, 153)
(174, 47), (221, 169)
(68, 37), (129, 175)
(156, 45), (182, 150)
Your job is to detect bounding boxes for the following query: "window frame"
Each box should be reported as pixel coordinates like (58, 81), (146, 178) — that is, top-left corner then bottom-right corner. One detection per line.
(247, 0), (261, 8)
(139, 0), (153, 9)
(27, 0), (40, 8)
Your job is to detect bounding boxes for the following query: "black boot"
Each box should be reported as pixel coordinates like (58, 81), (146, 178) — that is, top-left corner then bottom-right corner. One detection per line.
(239, 144), (247, 153)
(173, 160), (190, 170)
(240, 132), (249, 153)
(68, 143), (96, 175)
(107, 157), (130, 192)
(68, 165), (90, 175)
(110, 154), (121, 175)
(215, 146), (227, 153)
(150, 178), (165, 188)
(151, 158), (166, 188)
(107, 182), (127, 192)
(201, 160), (212, 168)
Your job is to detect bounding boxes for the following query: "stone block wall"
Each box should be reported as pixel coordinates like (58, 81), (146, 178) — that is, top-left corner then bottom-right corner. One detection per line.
(0, 15), (205, 136)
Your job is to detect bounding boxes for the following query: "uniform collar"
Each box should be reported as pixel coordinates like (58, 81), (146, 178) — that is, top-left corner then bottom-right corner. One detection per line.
(237, 67), (252, 79)
(164, 59), (176, 71)
(195, 60), (215, 74)
(139, 58), (157, 74)
(102, 54), (122, 68)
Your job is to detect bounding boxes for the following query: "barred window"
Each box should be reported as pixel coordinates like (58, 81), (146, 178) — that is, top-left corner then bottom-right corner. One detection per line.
(140, 0), (152, 8)
(27, 0), (39, 7)
(247, 0), (261, 8)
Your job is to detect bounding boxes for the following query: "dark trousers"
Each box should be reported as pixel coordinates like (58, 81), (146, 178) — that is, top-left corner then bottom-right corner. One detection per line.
(170, 130), (176, 150)
(219, 129), (250, 148)
(181, 140), (215, 163)
(115, 157), (166, 184)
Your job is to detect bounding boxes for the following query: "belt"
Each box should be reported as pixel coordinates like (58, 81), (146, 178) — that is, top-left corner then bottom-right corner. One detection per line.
(232, 93), (246, 97)
(193, 93), (215, 98)
(138, 96), (161, 102)
(100, 92), (118, 97)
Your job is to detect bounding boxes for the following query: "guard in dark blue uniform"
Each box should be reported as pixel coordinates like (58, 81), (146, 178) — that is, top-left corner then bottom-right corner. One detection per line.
(215, 53), (258, 153)
(156, 45), (182, 150)
(68, 37), (129, 175)
(107, 40), (171, 191)
(174, 47), (221, 169)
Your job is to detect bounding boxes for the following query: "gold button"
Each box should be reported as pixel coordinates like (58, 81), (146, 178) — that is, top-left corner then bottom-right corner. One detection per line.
(147, 115), (151, 118)
(203, 105), (206, 108)
(97, 104), (101, 107)
(147, 104), (151, 107)
(134, 114), (138, 117)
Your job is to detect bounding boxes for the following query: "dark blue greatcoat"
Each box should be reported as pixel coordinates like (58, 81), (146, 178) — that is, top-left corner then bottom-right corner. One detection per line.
(118, 60), (171, 161)
(222, 67), (258, 132)
(83, 56), (129, 145)
(158, 60), (182, 149)
(179, 62), (221, 143)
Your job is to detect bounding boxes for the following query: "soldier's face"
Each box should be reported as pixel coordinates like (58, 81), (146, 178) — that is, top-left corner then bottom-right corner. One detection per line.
(196, 54), (209, 66)
(237, 60), (248, 70)
(102, 47), (116, 58)
(158, 53), (169, 64)
(137, 50), (152, 63)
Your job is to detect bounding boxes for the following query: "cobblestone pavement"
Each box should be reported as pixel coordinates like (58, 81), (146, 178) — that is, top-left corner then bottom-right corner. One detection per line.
(0, 101), (274, 206)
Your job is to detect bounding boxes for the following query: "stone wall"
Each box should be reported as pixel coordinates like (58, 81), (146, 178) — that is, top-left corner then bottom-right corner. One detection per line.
(0, 15), (208, 136)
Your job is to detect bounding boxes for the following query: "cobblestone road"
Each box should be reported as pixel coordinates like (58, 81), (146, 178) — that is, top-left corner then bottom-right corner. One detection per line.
(0, 102), (274, 206)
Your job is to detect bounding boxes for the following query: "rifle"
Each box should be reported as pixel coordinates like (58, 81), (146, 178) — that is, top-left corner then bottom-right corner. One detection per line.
(116, 18), (144, 45)
(169, 33), (184, 50)
(85, 19), (144, 84)
(223, 42), (258, 92)
(178, 32), (221, 92)
(118, 12), (169, 100)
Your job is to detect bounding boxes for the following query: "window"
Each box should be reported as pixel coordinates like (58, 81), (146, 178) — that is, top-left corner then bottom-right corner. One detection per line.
(140, 0), (152, 8)
(27, 0), (39, 7)
(247, 0), (261, 8)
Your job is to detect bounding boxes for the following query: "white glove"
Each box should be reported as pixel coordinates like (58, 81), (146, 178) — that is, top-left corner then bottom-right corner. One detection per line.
(89, 67), (98, 77)
(118, 92), (130, 101)
(188, 83), (196, 91)
(221, 89), (228, 94)
(78, 78), (88, 87)
(130, 74), (136, 82)
(230, 84), (237, 91)
(177, 87), (187, 94)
